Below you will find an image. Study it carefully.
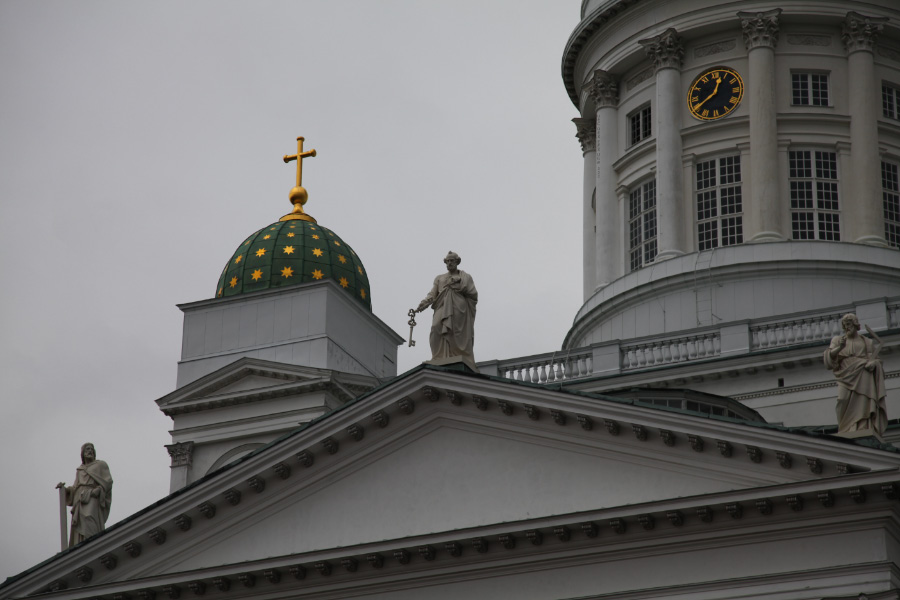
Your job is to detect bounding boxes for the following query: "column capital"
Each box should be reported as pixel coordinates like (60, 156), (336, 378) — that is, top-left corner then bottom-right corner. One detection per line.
(166, 441), (194, 468)
(842, 11), (889, 53)
(586, 69), (619, 109)
(738, 9), (781, 50)
(572, 118), (597, 153)
(639, 28), (684, 72)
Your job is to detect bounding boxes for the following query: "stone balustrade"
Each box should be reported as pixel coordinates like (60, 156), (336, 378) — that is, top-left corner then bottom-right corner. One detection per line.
(749, 313), (843, 350)
(477, 296), (900, 384)
(621, 333), (720, 370)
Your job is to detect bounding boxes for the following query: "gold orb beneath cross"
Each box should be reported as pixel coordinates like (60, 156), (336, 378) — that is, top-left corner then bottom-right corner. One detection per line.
(289, 185), (309, 206)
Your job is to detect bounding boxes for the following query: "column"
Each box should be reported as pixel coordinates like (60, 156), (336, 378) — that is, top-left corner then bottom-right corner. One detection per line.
(588, 70), (620, 289)
(166, 441), (194, 492)
(639, 28), (686, 260)
(738, 9), (785, 242)
(843, 11), (889, 247)
(573, 117), (597, 300)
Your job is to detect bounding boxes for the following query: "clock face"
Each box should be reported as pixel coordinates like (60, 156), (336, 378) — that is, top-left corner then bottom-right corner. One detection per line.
(687, 66), (744, 121)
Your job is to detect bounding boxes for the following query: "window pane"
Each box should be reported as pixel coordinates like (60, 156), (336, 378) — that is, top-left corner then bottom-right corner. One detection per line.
(792, 74), (808, 105)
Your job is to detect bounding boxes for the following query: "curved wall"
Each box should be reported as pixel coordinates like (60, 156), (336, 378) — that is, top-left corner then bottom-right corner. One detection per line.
(565, 0), (900, 348)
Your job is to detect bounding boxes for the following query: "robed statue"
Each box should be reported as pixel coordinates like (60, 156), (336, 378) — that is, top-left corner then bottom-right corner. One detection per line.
(56, 443), (113, 547)
(824, 314), (887, 437)
(416, 251), (478, 371)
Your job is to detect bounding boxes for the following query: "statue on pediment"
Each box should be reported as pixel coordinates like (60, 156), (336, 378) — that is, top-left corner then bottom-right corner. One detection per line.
(416, 251), (478, 371)
(56, 443), (113, 547)
(824, 314), (887, 438)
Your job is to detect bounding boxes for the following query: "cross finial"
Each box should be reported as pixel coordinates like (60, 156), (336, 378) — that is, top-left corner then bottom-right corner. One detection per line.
(280, 136), (318, 223)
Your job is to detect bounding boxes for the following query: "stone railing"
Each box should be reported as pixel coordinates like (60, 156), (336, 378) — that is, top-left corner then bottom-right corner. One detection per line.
(749, 312), (843, 350)
(621, 332), (720, 371)
(493, 349), (593, 384)
(479, 296), (900, 384)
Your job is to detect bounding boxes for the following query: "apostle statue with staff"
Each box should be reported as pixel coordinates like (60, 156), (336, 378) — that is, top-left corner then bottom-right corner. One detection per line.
(824, 314), (887, 438)
(416, 251), (478, 371)
(56, 443), (113, 547)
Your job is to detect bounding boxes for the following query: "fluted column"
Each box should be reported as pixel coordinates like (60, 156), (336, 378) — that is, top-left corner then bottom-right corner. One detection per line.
(588, 70), (620, 289)
(640, 28), (685, 260)
(843, 11), (889, 247)
(573, 117), (597, 299)
(739, 9), (785, 242)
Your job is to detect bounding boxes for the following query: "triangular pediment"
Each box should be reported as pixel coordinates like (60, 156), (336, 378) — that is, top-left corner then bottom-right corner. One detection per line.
(155, 357), (376, 415)
(8, 366), (900, 597)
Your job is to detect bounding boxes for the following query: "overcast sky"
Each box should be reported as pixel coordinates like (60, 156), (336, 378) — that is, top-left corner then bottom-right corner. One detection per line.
(0, 1), (584, 577)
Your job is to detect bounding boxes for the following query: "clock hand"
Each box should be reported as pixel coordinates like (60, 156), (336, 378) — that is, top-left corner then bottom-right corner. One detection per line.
(694, 77), (722, 109)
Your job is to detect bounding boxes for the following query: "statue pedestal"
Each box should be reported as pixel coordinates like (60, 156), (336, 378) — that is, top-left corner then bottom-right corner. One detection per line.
(835, 428), (885, 444)
(426, 356), (480, 373)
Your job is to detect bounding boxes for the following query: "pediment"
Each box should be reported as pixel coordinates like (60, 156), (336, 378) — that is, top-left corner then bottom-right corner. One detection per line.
(9, 367), (900, 596)
(156, 357), (375, 415)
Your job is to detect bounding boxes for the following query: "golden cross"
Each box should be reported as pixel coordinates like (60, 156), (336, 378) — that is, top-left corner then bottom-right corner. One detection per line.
(283, 136), (317, 188)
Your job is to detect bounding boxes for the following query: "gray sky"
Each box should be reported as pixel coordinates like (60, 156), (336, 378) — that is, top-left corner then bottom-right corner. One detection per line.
(0, 1), (583, 577)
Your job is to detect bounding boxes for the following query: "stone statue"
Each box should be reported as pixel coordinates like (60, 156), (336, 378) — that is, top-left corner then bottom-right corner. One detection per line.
(416, 251), (478, 371)
(824, 314), (887, 437)
(56, 443), (113, 546)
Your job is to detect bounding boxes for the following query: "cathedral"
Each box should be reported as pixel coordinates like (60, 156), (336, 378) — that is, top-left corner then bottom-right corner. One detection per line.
(4, 1), (900, 598)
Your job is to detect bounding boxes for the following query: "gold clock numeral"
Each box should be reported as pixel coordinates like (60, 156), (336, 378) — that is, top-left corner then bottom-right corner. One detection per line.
(713, 110), (719, 117)
(729, 96), (738, 104)
(729, 78), (736, 84)
(702, 109), (710, 117)
(691, 96), (699, 102)
(711, 71), (719, 79)
(700, 76), (709, 83)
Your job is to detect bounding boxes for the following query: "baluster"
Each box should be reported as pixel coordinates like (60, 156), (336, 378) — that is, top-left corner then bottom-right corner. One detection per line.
(703, 334), (713, 357)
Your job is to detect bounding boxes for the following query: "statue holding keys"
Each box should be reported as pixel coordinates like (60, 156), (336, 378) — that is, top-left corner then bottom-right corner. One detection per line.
(415, 251), (478, 371)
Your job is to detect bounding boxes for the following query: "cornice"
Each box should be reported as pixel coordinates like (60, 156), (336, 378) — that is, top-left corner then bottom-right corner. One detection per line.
(561, 0), (643, 107)
(15, 469), (900, 600)
(9, 368), (900, 598)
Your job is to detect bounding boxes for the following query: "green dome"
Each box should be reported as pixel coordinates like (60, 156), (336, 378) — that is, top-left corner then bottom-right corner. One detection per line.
(216, 220), (371, 310)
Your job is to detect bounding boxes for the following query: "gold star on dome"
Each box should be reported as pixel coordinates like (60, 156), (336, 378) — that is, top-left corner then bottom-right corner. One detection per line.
(287, 232), (295, 237)
(312, 234), (319, 240)
(229, 276), (239, 288)
(338, 254), (347, 264)
(217, 287), (223, 297)
(312, 269), (324, 280)
(281, 266), (294, 278)
(283, 246), (295, 255)
(289, 225), (296, 228)
(255, 248), (267, 258)
(270, 227), (277, 231)
(309, 227), (316, 231)
(235, 255), (243, 264)
(333, 241), (341, 246)
(338, 276), (349, 288)
(312, 248), (323, 257)
(328, 232), (335, 236)
(360, 288), (366, 299)
(251, 269), (263, 281)
(263, 234), (271, 240)
(244, 240), (251, 246)
(357, 266), (363, 274)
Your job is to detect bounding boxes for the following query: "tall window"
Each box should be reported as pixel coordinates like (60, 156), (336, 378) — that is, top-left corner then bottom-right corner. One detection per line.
(629, 105), (652, 145)
(696, 156), (743, 250)
(789, 150), (840, 240)
(629, 180), (657, 270)
(883, 161), (900, 248)
(792, 73), (829, 106)
(884, 83), (900, 120)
